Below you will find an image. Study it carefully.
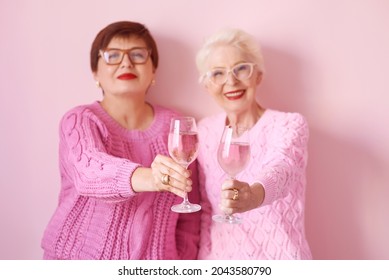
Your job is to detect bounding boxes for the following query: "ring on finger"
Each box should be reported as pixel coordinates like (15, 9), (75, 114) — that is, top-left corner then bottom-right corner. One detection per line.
(161, 174), (170, 185)
(232, 188), (239, 200)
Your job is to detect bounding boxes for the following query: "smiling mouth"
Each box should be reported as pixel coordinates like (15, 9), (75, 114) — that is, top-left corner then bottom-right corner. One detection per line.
(224, 90), (245, 100)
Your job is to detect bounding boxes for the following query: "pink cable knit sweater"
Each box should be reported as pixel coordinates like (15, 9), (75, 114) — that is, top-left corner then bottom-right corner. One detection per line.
(197, 109), (312, 259)
(41, 101), (200, 260)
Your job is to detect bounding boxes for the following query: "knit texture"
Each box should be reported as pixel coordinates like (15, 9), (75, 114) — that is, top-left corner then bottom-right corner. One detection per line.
(41, 101), (200, 260)
(197, 109), (312, 259)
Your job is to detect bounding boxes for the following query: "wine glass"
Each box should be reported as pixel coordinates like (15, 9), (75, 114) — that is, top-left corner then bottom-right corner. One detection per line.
(168, 116), (201, 213)
(212, 125), (250, 224)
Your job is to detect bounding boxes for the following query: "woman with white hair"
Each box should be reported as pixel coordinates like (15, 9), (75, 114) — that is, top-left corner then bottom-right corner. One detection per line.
(196, 28), (312, 259)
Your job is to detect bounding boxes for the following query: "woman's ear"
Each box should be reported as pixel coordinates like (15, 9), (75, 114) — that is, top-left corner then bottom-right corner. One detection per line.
(203, 80), (210, 90)
(93, 71), (98, 81)
(92, 72), (102, 89)
(256, 71), (263, 85)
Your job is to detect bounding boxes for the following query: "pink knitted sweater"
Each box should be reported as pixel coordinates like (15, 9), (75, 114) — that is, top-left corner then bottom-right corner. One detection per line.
(197, 109), (312, 259)
(41, 101), (200, 260)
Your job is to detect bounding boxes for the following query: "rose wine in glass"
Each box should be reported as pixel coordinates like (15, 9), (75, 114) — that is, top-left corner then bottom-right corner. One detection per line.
(168, 116), (201, 213)
(213, 125), (250, 224)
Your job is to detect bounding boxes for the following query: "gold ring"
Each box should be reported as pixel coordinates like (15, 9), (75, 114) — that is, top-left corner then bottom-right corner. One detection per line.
(232, 188), (239, 200)
(161, 174), (170, 185)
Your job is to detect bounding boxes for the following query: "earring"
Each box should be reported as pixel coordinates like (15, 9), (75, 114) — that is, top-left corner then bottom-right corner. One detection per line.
(95, 81), (101, 88)
(151, 79), (156, 86)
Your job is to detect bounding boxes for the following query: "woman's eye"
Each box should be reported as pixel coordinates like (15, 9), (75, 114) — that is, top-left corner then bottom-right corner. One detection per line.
(106, 52), (120, 60)
(109, 53), (120, 59)
(212, 70), (224, 77)
(132, 53), (144, 59)
(236, 64), (249, 72)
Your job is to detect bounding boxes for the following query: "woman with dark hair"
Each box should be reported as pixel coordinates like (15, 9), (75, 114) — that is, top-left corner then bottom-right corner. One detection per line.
(41, 21), (200, 260)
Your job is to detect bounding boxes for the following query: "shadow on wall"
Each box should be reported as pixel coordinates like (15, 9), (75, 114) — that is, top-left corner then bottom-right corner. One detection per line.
(257, 45), (309, 114)
(306, 128), (389, 259)
(147, 33), (221, 120)
(254, 45), (389, 259)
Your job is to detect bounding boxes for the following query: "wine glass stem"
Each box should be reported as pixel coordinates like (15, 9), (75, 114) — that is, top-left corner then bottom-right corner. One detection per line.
(182, 193), (189, 204)
(225, 175), (235, 218)
(182, 165), (190, 205)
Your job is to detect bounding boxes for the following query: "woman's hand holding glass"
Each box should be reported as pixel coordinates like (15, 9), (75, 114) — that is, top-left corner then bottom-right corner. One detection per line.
(213, 125), (251, 224)
(219, 180), (264, 216)
(168, 116), (201, 213)
(150, 155), (193, 198)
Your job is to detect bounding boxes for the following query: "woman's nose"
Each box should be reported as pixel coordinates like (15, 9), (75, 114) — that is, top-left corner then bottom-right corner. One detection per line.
(225, 72), (238, 85)
(121, 53), (134, 68)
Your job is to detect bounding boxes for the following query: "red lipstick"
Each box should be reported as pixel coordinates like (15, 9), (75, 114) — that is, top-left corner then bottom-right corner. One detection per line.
(118, 73), (137, 80)
(224, 90), (245, 100)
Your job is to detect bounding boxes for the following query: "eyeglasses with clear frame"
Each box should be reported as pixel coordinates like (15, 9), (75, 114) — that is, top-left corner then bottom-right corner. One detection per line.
(99, 47), (151, 65)
(204, 62), (256, 85)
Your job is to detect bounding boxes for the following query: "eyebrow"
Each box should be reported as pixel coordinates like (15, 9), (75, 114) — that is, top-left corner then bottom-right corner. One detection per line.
(104, 46), (148, 50)
(210, 61), (248, 69)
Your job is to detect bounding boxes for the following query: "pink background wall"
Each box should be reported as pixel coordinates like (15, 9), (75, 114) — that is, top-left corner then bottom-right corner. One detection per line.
(1, 0), (388, 259)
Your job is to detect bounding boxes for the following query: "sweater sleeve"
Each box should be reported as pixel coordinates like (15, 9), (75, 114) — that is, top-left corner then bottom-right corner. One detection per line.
(175, 161), (201, 259)
(196, 119), (216, 259)
(59, 108), (140, 203)
(256, 113), (309, 206)
(197, 160), (213, 259)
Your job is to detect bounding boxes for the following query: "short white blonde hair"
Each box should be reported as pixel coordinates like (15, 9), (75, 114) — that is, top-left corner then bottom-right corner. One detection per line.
(196, 28), (265, 82)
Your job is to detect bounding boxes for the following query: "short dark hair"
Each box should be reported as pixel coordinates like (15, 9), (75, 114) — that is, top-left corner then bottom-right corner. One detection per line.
(90, 21), (159, 72)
